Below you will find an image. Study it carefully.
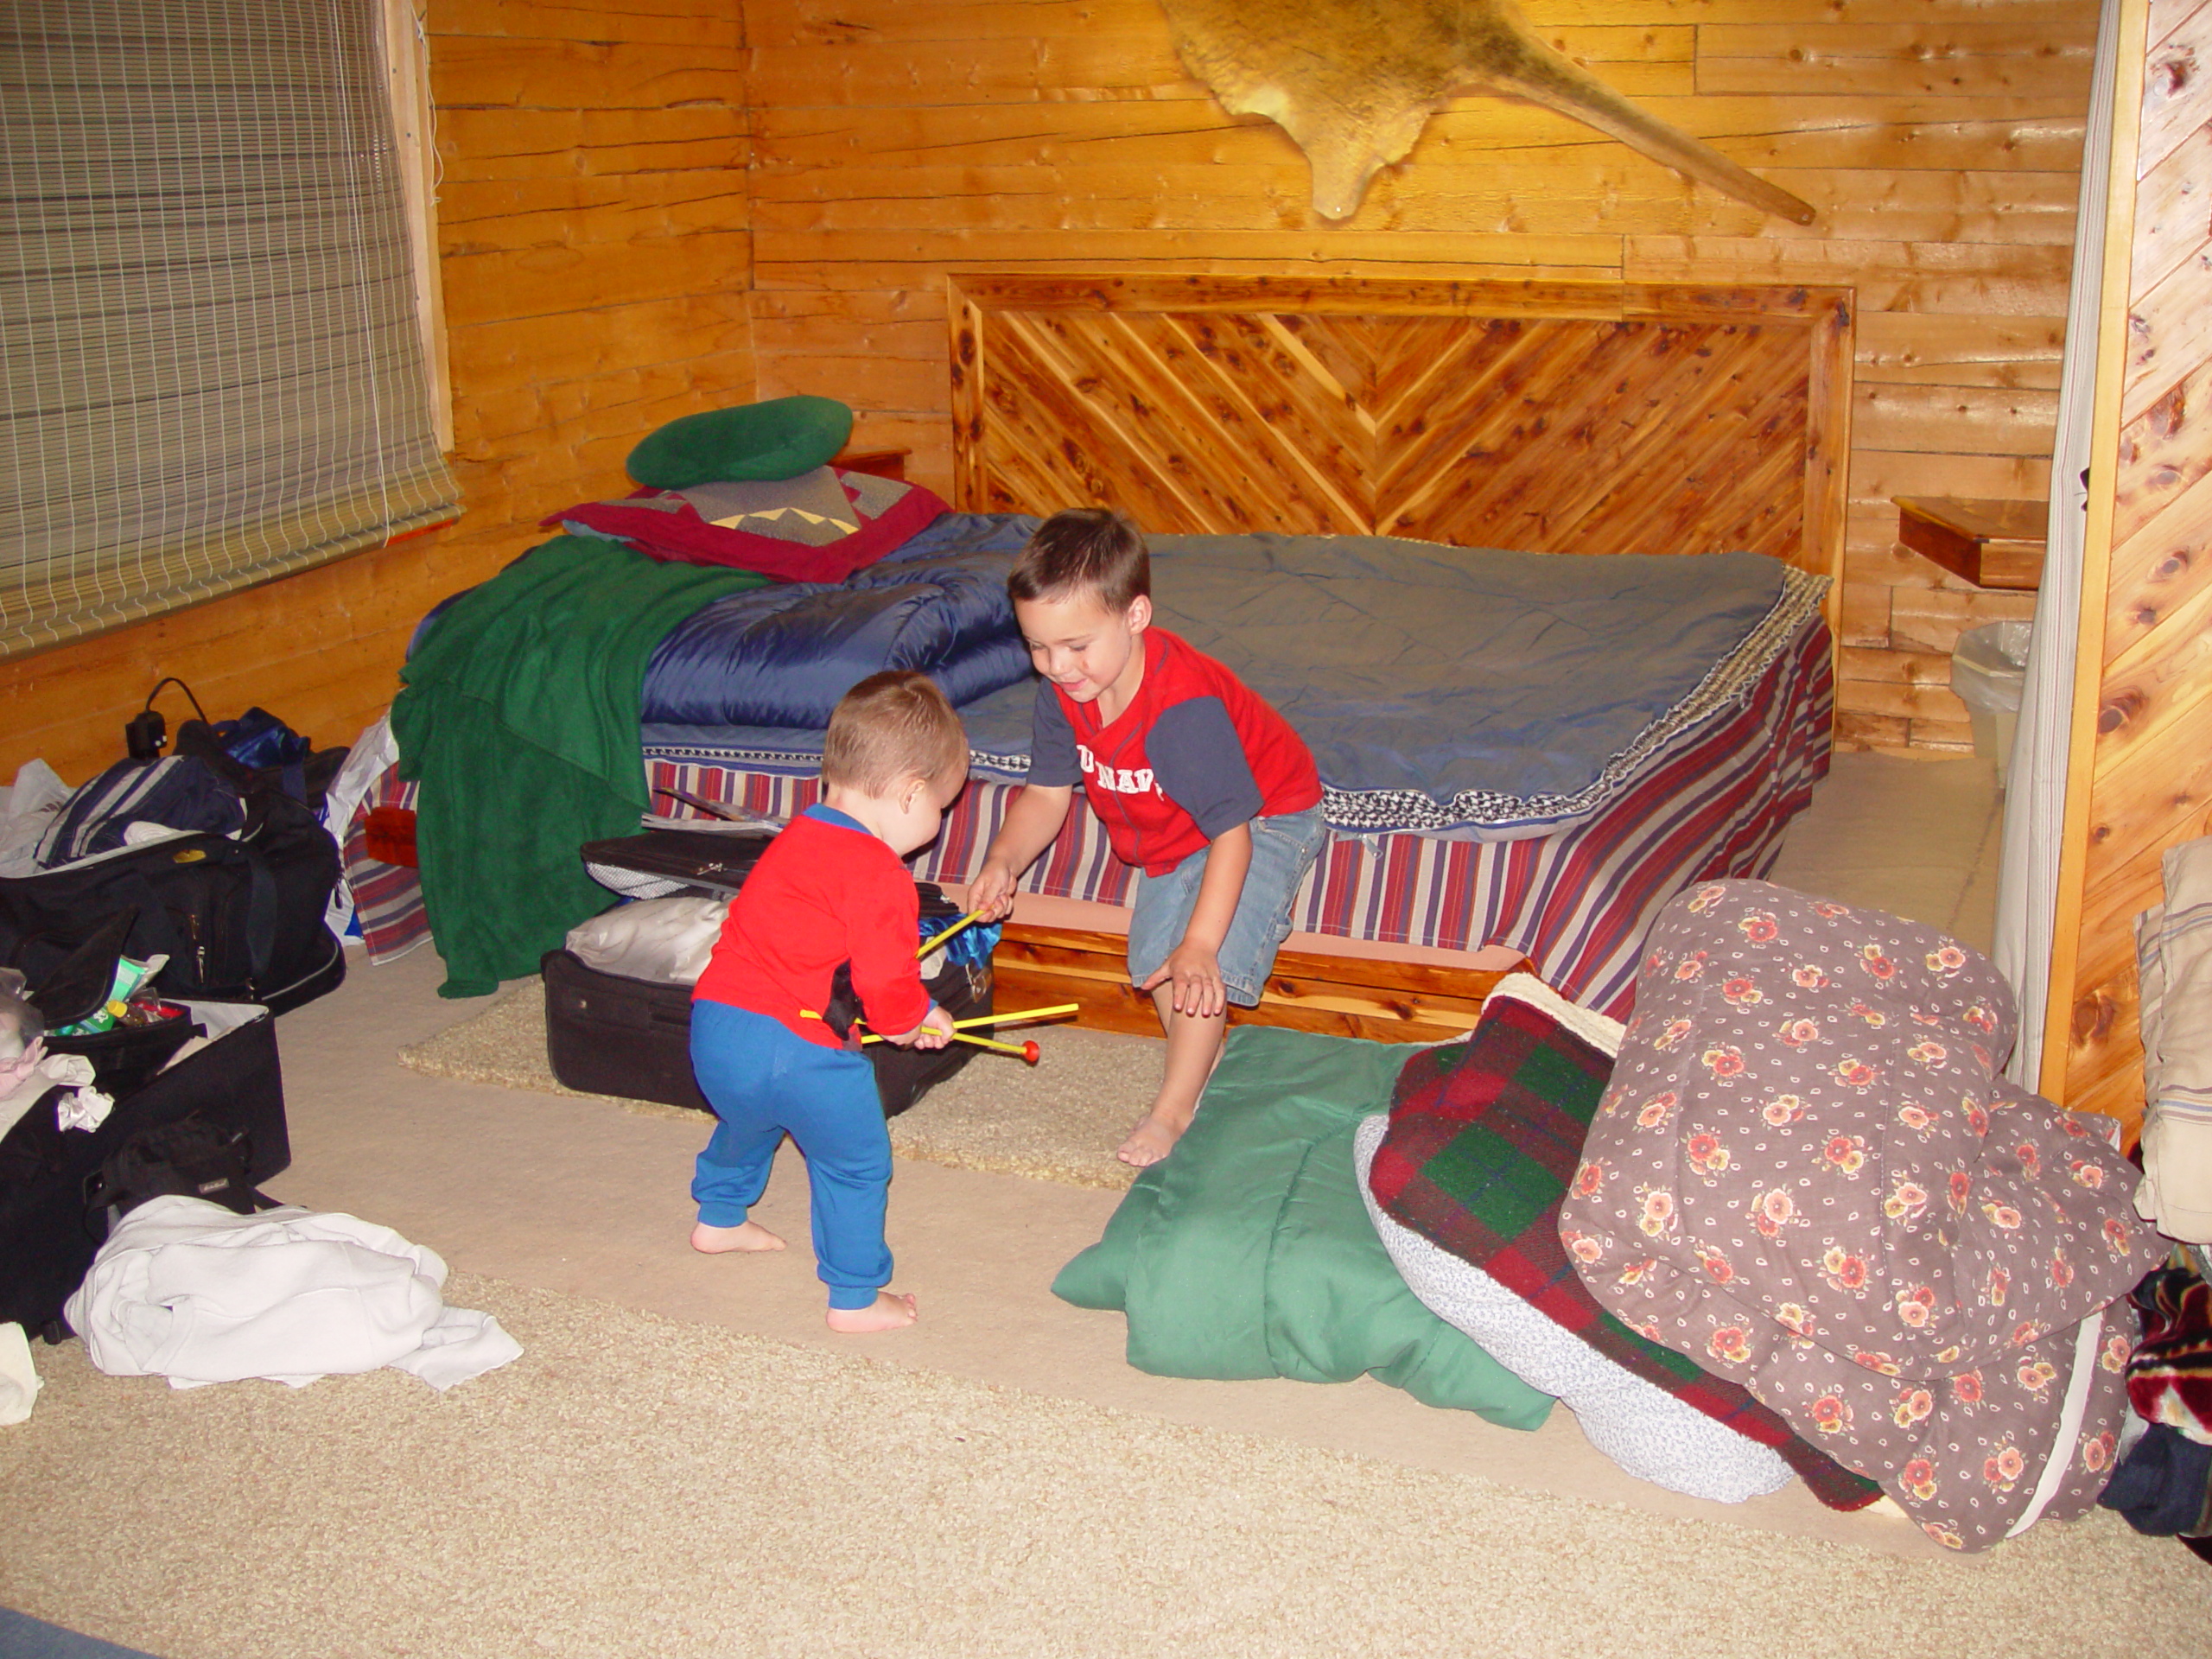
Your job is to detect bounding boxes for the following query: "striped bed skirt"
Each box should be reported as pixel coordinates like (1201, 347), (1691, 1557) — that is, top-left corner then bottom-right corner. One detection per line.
(345, 620), (1832, 1018)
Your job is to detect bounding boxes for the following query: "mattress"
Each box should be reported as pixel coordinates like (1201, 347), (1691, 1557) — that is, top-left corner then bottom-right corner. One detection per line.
(638, 524), (1826, 840)
(345, 599), (1832, 1016)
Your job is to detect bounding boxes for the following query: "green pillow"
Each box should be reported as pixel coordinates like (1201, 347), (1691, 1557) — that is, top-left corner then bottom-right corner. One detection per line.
(1052, 1027), (1554, 1429)
(626, 396), (854, 489)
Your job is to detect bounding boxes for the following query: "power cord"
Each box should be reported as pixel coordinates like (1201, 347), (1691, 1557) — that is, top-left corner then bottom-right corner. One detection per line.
(126, 677), (211, 760)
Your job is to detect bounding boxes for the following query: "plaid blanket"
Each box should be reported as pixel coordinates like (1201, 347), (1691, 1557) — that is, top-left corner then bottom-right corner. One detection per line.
(1369, 988), (1883, 1511)
(2131, 1260), (2212, 1442)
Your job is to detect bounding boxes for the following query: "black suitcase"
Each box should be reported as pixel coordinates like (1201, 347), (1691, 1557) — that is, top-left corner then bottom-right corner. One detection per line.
(0, 1001), (288, 1338)
(543, 885), (994, 1118)
(0, 790), (344, 1015)
(579, 827), (772, 900)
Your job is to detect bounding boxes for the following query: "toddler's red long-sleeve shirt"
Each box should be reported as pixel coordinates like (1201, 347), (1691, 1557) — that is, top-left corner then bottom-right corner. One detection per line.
(692, 804), (931, 1048)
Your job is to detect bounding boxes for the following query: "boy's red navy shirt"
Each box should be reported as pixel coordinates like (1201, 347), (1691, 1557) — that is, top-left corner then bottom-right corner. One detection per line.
(693, 804), (931, 1047)
(1028, 627), (1322, 876)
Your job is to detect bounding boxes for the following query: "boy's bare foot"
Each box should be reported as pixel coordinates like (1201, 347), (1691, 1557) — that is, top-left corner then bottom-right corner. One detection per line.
(826, 1290), (917, 1332)
(1116, 1111), (1188, 1167)
(691, 1219), (785, 1254)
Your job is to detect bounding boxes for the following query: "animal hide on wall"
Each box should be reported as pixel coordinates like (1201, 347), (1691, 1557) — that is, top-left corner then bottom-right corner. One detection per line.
(1161, 0), (1817, 225)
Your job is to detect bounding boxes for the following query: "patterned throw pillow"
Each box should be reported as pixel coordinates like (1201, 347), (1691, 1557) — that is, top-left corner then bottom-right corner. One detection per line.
(683, 468), (864, 545)
(543, 468), (949, 584)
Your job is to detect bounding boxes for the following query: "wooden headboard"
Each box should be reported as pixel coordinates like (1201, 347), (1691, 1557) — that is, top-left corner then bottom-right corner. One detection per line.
(948, 275), (1853, 584)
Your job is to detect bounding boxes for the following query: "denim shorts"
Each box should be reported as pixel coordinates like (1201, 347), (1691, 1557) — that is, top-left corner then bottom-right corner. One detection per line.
(1126, 805), (1329, 1007)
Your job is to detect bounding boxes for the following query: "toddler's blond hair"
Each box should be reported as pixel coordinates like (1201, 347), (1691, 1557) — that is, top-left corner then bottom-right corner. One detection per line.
(821, 671), (967, 797)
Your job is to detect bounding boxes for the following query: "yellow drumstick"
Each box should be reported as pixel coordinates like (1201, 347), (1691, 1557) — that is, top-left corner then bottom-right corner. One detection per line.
(834, 1025), (1039, 1060)
(917, 907), (987, 959)
(946, 1031), (1041, 1063)
(949, 1002), (1077, 1031)
(795, 1009), (1046, 1064)
(799, 1001), (1077, 1034)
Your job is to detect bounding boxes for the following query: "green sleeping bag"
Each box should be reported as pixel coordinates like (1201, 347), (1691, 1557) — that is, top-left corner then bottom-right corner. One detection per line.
(1052, 1026), (1554, 1429)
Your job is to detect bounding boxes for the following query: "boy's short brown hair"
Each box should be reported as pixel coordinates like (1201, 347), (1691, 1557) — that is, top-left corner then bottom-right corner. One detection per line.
(1007, 507), (1150, 615)
(821, 671), (967, 797)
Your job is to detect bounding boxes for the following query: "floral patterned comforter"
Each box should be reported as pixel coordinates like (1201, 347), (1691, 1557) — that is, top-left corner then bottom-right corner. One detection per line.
(1559, 880), (2166, 1550)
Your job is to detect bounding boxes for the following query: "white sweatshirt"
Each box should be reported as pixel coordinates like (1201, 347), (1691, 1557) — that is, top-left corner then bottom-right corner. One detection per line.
(67, 1195), (520, 1390)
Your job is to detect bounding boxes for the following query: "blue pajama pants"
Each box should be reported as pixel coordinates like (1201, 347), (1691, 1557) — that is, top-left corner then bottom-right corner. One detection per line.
(689, 1000), (892, 1311)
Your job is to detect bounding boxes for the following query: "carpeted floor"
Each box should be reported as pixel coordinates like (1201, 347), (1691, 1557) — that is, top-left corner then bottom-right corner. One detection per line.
(4, 1274), (2204, 1659)
(20, 750), (2194, 1658)
(400, 983), (1149, 1188)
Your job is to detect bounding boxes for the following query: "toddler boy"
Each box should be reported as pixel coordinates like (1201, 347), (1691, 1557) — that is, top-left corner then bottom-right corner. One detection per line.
(689, 671), (963, 1332)
(969, 509), (1326, 1166)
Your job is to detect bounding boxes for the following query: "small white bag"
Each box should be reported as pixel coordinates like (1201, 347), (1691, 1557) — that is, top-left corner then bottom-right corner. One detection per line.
(564, 895), (729, 984)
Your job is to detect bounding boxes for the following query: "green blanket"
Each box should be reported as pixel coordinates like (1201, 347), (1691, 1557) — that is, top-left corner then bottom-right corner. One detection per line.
(391, 536), (768, 998)
(1052, 1027), (1554, 1428)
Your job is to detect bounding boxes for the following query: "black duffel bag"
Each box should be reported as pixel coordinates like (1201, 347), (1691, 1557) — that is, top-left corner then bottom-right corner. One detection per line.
(0, 791), (345, 1015)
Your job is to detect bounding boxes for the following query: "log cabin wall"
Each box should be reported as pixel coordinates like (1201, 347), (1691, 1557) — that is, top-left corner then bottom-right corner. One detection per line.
(2044, 0), (2212, 1135)
(0, 0), (749, 788)
(0, 0), (2094, 787)
(744, 0), (2094, 756)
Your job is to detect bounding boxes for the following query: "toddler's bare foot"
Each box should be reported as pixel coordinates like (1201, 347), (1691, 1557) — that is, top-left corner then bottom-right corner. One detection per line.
(1116, 1111), (1188, 1167)
(826, 1291), (917, 1332)
(691, 1219), (785, 1254)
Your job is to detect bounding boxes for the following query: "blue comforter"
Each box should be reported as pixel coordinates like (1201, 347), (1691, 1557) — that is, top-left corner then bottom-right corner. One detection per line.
(643, 513), (1038, 727)
(642, 520), (1806, 836)
(1145, 531), (1785, 810)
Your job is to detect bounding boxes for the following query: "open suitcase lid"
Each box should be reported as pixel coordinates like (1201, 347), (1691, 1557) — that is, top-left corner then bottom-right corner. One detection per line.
(580, 829), (774, 898)
(24, 908), (138, 1029)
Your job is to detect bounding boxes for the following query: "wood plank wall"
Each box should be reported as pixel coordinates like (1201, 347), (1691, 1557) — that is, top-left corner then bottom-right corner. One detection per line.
(1, 0), (2091, 788)
(744, 0), (2094, 755)
(0, 0), (749, 788)
(2044, 0), (2212, 1135)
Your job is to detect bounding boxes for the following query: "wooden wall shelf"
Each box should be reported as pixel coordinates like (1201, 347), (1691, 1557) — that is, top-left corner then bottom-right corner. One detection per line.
(1894, 497), (2048, 591)
(833, 447), (909, 481)
(993, 923), (1526, 1045)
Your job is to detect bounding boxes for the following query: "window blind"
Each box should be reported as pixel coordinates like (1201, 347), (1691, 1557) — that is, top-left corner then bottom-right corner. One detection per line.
(1, 0), (459, 661)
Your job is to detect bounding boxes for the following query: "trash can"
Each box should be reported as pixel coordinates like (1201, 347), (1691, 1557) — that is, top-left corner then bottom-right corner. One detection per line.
(1950, 620), (2031, 785)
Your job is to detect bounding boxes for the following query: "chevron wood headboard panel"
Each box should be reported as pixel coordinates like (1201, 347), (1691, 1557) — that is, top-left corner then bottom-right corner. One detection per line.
(948, 275), (1853, 583)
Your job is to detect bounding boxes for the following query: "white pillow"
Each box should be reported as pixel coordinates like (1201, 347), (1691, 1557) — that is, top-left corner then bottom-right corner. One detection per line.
(1354, 1113), (1792, 1504)
(564, 896), (728, 984)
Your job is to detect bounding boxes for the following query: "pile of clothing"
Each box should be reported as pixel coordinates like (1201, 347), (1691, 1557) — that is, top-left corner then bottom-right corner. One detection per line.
(2098, 1250), (2212, 1560)
(1058, 874), (2202, 1555)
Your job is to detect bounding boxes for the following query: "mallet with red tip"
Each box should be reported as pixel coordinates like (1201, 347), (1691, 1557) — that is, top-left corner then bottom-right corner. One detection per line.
(799, 1001), (1077, 1065)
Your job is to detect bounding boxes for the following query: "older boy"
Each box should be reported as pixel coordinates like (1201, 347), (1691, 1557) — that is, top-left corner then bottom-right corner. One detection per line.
(689, 671), (963, 1332)
(968, 509), (1326, 1166)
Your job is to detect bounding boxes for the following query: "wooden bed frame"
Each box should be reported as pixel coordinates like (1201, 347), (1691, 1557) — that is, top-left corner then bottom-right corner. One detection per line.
(947, 272), (1854, 1042)
(992, 922), (1528, 1046)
